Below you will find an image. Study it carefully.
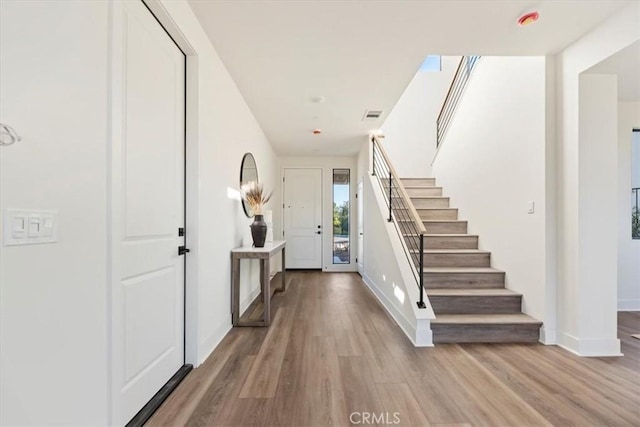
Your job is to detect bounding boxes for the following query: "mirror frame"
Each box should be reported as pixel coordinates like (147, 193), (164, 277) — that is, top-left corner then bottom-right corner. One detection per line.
(240, 152), (258, 218)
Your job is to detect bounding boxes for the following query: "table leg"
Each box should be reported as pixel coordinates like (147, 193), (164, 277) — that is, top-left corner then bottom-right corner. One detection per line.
(262, 259), (271, 326)
(280, 247), (286, 292)
(231, 257), (240, 327)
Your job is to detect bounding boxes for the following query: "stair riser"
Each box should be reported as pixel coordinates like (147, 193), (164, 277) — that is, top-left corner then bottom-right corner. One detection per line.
(431, 324), (540, 343)
(429, 295), (522, 314)
(424, 272), (505, 288)
(401, 178), (436, 186)
(412, 198), (450, 209)
(424, 236), (478, 249)
(424, 253), (490, 268)
(423, 222), (468, 234)
(418, 209), (458, 220)
(405, 187), (443, 197)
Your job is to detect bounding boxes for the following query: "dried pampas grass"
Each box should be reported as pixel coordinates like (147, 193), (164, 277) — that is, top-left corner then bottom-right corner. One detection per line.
(240, 181), (272, 215)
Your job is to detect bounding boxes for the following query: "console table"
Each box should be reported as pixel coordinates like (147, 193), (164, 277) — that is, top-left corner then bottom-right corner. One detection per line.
(231, 240), (286, 327)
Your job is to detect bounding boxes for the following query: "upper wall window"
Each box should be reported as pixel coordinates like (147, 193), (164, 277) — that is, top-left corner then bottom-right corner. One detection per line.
(420, 55), (441, 72)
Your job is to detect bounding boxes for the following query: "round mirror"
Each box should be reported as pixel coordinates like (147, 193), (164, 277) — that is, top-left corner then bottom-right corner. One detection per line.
(240, 153), (258, 217)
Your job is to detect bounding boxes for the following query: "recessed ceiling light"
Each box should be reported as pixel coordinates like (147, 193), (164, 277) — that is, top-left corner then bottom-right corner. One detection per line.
(310, 96), (326, 104)
(518, 11), (539, 26)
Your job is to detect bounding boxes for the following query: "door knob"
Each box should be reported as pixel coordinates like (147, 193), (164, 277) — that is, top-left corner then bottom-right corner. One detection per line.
(316, 231), (322, 234)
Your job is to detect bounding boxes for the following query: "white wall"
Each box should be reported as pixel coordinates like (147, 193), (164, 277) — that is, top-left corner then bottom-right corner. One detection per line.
(431, 57), (552, 341)
(356, 142), (434, 346)
(279, 156), (357, 272)
(0, 2), (110, 425)
(618, 102), (640, 311)
(381, 56), (459, 178)
(155, 1), (281, 366)
(556, 3), (639, 356)
(0, 0), (280, 425)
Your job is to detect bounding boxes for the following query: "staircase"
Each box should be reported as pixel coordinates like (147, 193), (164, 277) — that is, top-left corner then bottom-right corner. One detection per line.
(398, 177), (542, 343)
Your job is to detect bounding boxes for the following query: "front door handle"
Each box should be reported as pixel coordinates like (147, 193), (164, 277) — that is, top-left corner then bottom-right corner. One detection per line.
(178, 246), (190, 256)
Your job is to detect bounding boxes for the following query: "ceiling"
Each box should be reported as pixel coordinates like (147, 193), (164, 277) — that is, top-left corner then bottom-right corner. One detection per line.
(587, 40), (640, 102)
(188, 0), (631, 155)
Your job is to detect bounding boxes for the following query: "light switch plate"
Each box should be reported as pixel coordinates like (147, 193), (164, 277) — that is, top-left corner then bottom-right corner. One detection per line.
(3, 209), (57, 245)
(527, 201), (535, 214)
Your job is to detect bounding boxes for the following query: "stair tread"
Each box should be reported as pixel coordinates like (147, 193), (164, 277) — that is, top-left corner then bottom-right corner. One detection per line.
(424, 234), (478, 237)
(396, 207), (456, 211)
(400, 219), (467, 223)
(432, 313), (541, 325)
(411, 249), (490, 254)
(424, 267), (504, 273)
(427, 288), (520, 296)
(403, 186), (443, 189)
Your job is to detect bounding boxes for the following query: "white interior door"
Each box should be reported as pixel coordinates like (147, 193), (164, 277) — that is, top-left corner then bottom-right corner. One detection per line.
(284, 168), (322, 269)
(111, 1), (185, 424)
(357, 180), (364, 274)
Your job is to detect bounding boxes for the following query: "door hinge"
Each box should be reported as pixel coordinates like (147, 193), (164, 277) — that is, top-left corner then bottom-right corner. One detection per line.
(178, 227), (185, 236)
(283, 177), (285, 182)
(356, 257), (358, 263)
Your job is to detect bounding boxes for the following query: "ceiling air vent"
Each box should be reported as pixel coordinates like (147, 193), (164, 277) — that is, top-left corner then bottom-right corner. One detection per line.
(363, 110), (383, 120)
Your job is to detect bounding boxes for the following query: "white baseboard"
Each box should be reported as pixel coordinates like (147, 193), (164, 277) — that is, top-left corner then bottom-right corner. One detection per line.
(361, 273), (433, 347)
(557, 331), (622, 357)
(539, 326), (556, 345)
(198, 317), (232, 366)
(240, 286), (262, 316)
(617, 299), (640, 311)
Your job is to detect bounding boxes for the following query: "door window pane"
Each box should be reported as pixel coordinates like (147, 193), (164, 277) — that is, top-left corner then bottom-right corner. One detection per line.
(333, 169), (350, 264)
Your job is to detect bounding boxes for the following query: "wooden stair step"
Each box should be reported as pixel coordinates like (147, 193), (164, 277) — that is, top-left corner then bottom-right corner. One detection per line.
(424, 234), (479, 249)
(410, 249), (491, 268)
(392, 197), (450, 209)
(400, 178), (436, 186)
(431, 314), (542, 343)
(423, 267), (505, 288)
(404, 186), (443, 197)
(427, 288), (522, 314)
(423, 220), (467, 234)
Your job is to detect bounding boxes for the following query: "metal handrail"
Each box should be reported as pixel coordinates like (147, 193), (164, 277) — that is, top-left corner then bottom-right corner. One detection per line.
(437, 55), (480, 147)
(371, 136), (427, 309)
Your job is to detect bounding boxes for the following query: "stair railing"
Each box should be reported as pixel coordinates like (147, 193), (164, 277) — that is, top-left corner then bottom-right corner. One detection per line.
(371, 136), (427, 309)
(436, 55), (481, 147)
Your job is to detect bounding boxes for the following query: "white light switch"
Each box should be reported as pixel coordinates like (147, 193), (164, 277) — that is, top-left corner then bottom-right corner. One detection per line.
(12, 216), (26, 238)
(3, 209), (57, 245)
(527, 201), (535, 214)
(28, 216), (42, 237)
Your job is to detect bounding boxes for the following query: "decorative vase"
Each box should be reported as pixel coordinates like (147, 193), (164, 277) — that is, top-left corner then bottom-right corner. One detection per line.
(250, 214), (268, 248)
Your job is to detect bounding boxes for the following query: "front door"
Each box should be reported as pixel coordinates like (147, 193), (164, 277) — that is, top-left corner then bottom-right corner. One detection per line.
(111, 1), (186, 424)
(283, 168), (322, 269)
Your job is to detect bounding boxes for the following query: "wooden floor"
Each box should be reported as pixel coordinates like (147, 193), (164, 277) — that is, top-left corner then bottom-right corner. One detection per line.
(148, 272), (640, 427)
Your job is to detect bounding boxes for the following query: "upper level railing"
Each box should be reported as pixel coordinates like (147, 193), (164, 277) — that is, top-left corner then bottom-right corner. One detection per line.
(371, 136), (427, 309)
(633, 188), (639, 239)
(436, 55), (481, 147)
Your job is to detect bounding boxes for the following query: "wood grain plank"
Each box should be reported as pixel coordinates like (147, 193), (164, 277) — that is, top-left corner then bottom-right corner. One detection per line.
(375, 383), (431, 427)
(238, 307), (295, 398)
